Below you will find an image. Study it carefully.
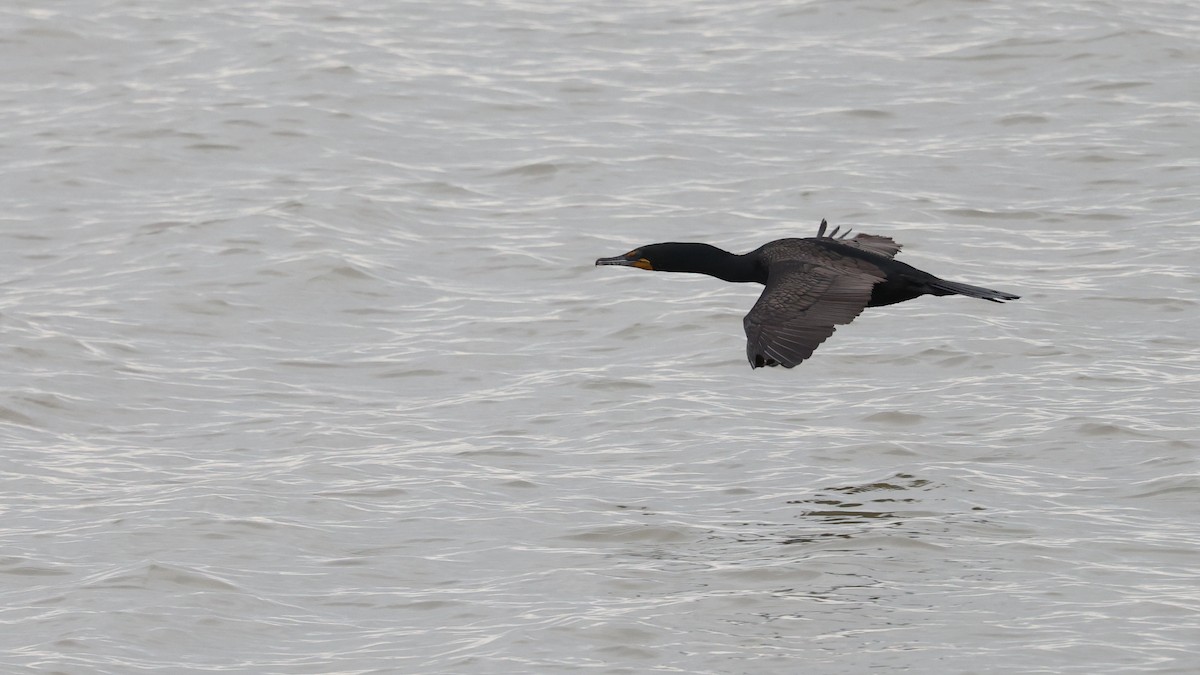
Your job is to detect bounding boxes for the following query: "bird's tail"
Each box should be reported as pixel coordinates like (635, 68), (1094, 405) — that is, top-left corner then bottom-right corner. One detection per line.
(928, 279), (1020, 303)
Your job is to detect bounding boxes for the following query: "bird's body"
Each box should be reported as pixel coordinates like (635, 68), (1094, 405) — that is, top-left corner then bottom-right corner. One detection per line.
(595, 220), (1019, 369)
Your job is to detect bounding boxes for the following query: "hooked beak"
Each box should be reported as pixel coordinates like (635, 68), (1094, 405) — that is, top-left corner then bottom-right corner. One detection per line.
(595, 253), (653, 270)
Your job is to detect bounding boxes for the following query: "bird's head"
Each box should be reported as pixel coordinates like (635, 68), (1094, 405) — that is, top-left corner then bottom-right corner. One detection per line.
(595, 243), (722, 273)
(595, 246), (655, 270)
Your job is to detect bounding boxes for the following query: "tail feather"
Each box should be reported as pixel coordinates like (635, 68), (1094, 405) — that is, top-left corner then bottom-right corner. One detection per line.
(928, 279), (1020, 303)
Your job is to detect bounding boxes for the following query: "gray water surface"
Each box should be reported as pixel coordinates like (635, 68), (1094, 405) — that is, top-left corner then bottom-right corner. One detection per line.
(2, 1), (1198, 673)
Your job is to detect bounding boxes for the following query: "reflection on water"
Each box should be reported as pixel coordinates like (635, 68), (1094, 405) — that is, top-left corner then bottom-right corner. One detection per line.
(787, 473), (937, 530)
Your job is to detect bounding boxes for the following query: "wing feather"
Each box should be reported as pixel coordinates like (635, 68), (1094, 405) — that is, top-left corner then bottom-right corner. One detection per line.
(815, 220), (903, 259)
(743, 262), (880, 368)
(844, 234), (903, 258)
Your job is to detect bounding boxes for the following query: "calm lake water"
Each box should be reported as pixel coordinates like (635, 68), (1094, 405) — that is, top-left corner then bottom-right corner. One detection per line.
(2, 1), (1198, 673)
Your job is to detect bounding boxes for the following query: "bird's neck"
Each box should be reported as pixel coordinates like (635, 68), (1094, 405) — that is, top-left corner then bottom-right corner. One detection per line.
(668, 245), (763, 284)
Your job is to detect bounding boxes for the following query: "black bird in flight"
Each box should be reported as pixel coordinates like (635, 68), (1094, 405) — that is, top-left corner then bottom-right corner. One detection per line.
(595, 220), (1019, 369)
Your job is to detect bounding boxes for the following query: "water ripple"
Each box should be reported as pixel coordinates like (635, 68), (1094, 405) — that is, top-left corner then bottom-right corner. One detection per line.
(1, 0), (1198, 673)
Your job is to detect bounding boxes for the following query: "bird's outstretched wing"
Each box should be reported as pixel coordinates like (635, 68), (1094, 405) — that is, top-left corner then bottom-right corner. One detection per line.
(743, 261), (881, 368)
(815, 219), (903, 259)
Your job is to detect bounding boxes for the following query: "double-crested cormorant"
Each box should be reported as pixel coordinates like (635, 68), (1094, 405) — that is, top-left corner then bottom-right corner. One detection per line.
(595, 220), (1019, 369)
